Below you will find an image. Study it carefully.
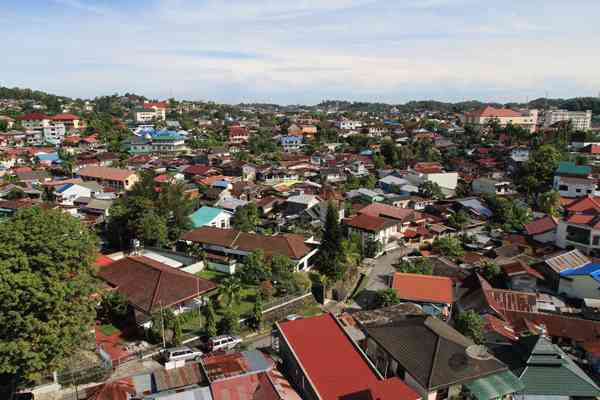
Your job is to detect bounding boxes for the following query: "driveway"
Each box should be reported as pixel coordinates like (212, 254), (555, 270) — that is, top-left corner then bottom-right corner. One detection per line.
(353, 246), (409, 309)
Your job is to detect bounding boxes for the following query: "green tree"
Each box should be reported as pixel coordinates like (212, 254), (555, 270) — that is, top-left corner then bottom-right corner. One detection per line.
(373, 154), (386, 170)
(203, 300), (218, 338)
(419, 181), (444, 200)
(317, 202), (345, 281)
(0, 208), (98, 397)
(395, 257), (434, 275)
(218, 310), (240, 335)
(239, 250), (270, 285)
(172, 316), (183, 346)
(218, 276), (242, 307)
(432, 236), (464, 258)
(292, 272), (312, 294)
(232, 202), (259, 232)
(251, 295), (263, 331)
(364, 238), (382, 258)
(538, 190), (561, 217)
(136, 211), (169, 247)
(97, 291), (129, 323)
(448, 210), (469, 231)
(271, 255), (296, 294)
(0, 119), (8, 132)
(373, 289), (400, 309)
(480, 260), (501, 282)
(524, 144), (562, 192)
(455, 310), (485, 344)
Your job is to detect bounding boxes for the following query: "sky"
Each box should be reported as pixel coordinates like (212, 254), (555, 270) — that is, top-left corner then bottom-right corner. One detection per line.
(1, 0), (599, 104)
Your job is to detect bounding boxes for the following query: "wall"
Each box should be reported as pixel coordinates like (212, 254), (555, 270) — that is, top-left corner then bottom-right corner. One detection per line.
(559, 275), (600, 300)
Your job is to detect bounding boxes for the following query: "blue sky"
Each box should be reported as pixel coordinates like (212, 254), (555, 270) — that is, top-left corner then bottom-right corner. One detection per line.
(1, 0), (599, 104)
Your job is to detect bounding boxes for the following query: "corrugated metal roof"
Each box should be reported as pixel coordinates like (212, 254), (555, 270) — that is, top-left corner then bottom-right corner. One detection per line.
(544, 249), (590, 273)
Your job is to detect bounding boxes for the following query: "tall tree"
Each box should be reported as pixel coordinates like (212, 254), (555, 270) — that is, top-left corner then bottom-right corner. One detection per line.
(203, 300), (217, 338)
(218, 276), (242, 307)
(538, 190), (562, 217)
(455, 310), (485, 344)
(317, 202), (344, 281)
(232, 202), (259, 232)
(0, 208), (98, 399)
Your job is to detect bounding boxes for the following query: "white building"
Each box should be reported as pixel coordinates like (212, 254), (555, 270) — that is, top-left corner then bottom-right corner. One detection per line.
(336, 119), (363, 130)
(43, 124), (66, 145)
(472, 177), (514, 196)
(544, 109), (592, 131)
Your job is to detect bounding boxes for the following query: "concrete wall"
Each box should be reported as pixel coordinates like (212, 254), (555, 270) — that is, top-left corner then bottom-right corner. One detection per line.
(559, 275), (600, 299)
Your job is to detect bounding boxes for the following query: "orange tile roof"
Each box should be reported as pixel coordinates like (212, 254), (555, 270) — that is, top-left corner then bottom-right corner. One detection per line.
(391, 272), (454, 304)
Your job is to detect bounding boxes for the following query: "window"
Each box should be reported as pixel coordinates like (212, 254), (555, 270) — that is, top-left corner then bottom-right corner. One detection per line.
(576, 189), (582, 193)
(594, 236), (600, 246)
(559, 185), (568, 191)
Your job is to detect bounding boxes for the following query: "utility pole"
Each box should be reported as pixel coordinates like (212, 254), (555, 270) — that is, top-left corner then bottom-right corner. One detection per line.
(160, 301), (166, 349)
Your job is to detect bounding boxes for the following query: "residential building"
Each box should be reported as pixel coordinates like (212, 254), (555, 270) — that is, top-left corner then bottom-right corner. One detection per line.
(274, 314), (420, 400)
(78, 166), (139, 191)
(142, 101), (167, 120)
(499, 259), (544, 292)
(97, 255), (217, 326)
(17, 112), (52, 130)
(51, 113), (83, 130)
(54, 181), (103, 205)
(558, 262), (600, 300)
(555, 196), (600, 255)
(189, 206), (232, 229)
(390, 272), (454, 320)
(280, 135), (303, 152)
(42, 123), (66, 145)
(553, 161), (599, 197)
(336, 119), (363, 130)
(524, 216), (558, 244)
(463, 106), (538, 133)
(228, 124), (250, 145)
(345, 213), (400, 254)
(544, 109), (592, 131)
(181, 227), (318, 270)
(472, 177), (513, 196)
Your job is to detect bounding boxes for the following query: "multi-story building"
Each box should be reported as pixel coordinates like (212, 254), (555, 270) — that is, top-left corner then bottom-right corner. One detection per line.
(142, 101), (167, 120)
(228, 124), (250, 145)
(51, 113), (83, 130)
(553, 161), (600, 198)
(43, 124), (66, 145)
(17, 112), (52, 130)
(78, 166), (139, 192)
(556, 196), (600, 256)
(544, 109), (592, 131)
(280, 135), (303, 152)
(336, 118), (363, 130)
(463, 106), (538, 133)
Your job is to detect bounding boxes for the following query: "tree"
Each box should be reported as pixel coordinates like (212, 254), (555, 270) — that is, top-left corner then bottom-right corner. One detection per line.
(251, 296), (263, 331)
(364, 238), (382, 258)
(317, 202), (345, 281)
(218, 276), (242, 307)
(218, 310), (240, 335)
(419, 181), (444, 200)
(0, 208), (98, 397)
(455, 181), (471, 198)
(232, 202), (259, 232)
(373, 154), (386, 170)
(172, 316), (183, 346)
(538, 190), (561, 217)
(271, 255), (296, 294)
(455, 310), (485, 344)
(373, 289), (400, 309)
(432, 236), (464, 258)
(239, 250), (270, 285)
(524, 144), (562, 192)
(395, 257), (434, 275)
(4, 188), (25, 200)
(97, 291), (129, 323)
(0, 119), (8, 132)
(292, 272), (312, 294)
(203, 300), (218, 338)
(259, 280), (275, 300)
(136, 211), (169, 247)
(480, 260), (501, 282)
(448, 210), (469, 231)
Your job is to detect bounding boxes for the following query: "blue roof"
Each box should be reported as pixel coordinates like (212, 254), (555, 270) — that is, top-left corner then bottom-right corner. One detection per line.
(189, 207), (229, 228)
(55, 183), (74, 194)
(281, 135), (303, 144)
(36, 153), (59, 162)
(212, 180), (230, 189)
(360, 149), (373, 156)
(560, 263), (600, 282)
(458, 199), (493, 218)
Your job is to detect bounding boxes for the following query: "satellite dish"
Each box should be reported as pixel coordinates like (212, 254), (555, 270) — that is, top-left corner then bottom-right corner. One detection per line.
(466, 345), (493, 360)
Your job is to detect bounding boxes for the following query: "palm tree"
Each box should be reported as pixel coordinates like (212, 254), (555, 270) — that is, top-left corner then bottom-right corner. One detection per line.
(218, 276), (242, 307)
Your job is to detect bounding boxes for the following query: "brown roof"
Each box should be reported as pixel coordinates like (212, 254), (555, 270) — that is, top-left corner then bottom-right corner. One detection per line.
(97, 256), (216, 315)
(358, 203), (416, 222)
(525, 216), (558, 235)
(79, 166), (136, 182)
(345, 213), (395, 232)
(182, 227), (312, 259)
(391, 273), (454, 304)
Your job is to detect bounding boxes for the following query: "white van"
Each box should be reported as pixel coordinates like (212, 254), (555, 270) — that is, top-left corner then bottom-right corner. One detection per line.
(165, 346), (203, 362)
(208, 335), (242, 352)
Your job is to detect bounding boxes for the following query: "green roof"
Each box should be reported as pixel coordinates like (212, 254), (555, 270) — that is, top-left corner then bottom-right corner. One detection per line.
(464, 371), (524, 400)
(516, 336), (600, 397)
(556, 161), (591, 176)
(189, 206), (229, 228)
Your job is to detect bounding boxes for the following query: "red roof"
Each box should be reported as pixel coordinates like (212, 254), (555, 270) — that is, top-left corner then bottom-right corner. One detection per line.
(483, 314), (518, 341)
(358, 203), (415, 222)
(566, 196), (600, 213)
(51, 113), (79, 121)
(95, 255), (115, 268)
(391, 272), (454, 304)
(97, 256), (217, 315)
(501, 260), (544, 280)
(475, 106), (522, 118)
(85, 379), (135, 400)
(143, 101), (168, 109)
(183, 164), (217, 176)
(79, 166), (136, 182)
(345, 213), (391, 232)
(211, 371), (296, 400)
(524, 216), (558, 235)
(413, 162), (443, 174)
(278, 314), (420, 400)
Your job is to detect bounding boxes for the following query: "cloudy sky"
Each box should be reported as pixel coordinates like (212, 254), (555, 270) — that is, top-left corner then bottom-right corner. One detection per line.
(2, 0), (599, 104)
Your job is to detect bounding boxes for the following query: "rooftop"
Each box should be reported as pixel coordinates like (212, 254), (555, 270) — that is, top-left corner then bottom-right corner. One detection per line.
(391, 272), (454, 304)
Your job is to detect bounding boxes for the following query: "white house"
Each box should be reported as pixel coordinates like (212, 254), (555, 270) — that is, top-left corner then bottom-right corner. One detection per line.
(189, 206), (233, 229)
(54, 182), (103, 205)
(472, 177), (514, 196)
(553, 161), (599, 198)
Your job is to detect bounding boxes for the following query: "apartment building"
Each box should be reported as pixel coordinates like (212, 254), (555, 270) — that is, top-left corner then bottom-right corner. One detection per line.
(544, 109), (592, 131)
(464, 106), (538, 133)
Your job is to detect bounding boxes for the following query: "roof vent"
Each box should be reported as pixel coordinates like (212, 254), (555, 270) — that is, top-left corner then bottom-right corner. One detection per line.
(466, 345), (493, 360)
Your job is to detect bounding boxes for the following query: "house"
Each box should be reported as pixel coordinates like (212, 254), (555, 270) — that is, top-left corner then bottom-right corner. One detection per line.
(228, 124), (250, 145)
(524, 215), (558, 243)
(534, 249), (590, 292)
(51, 113), (83, 130)
(181, 227), (318, 270)
(390, 272), (454, 320)
(403, 166), (458, 195)
(555, 196), (600, 255)
(472, 177), (513, 196)
(284, 194), (321, 217)
(558, 262), (600, 300)
(357, 203), (424, 236)
(357, 314), (518, 400)
(320, 167), (345, 184)
(493, 335), (600, 399)
(54, 181), (103, 205)
(274, 314), (420, 400)
(17, 112), (52, 130)
(499, 259), (544, 292)
(78, 166), (139, 192)
(189, 206), (232, 229)
(280, 135), (303, 152)
(463, 106), (538, 133)
(553, 161), (599, 198)
(97, 255), (217, 327)
(344, 213), (400, 255)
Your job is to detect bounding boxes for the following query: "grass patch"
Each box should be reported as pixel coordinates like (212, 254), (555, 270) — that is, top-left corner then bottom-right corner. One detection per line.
(299, 303), (323, 317)
(196, 269), (230, 283)
(99, 324), (120, 336)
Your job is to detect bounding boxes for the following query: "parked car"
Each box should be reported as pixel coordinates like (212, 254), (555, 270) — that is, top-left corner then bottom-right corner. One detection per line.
(285, 314), (303, 321)
(208, 335), (242, 351)
(165, 346), (203, 363)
